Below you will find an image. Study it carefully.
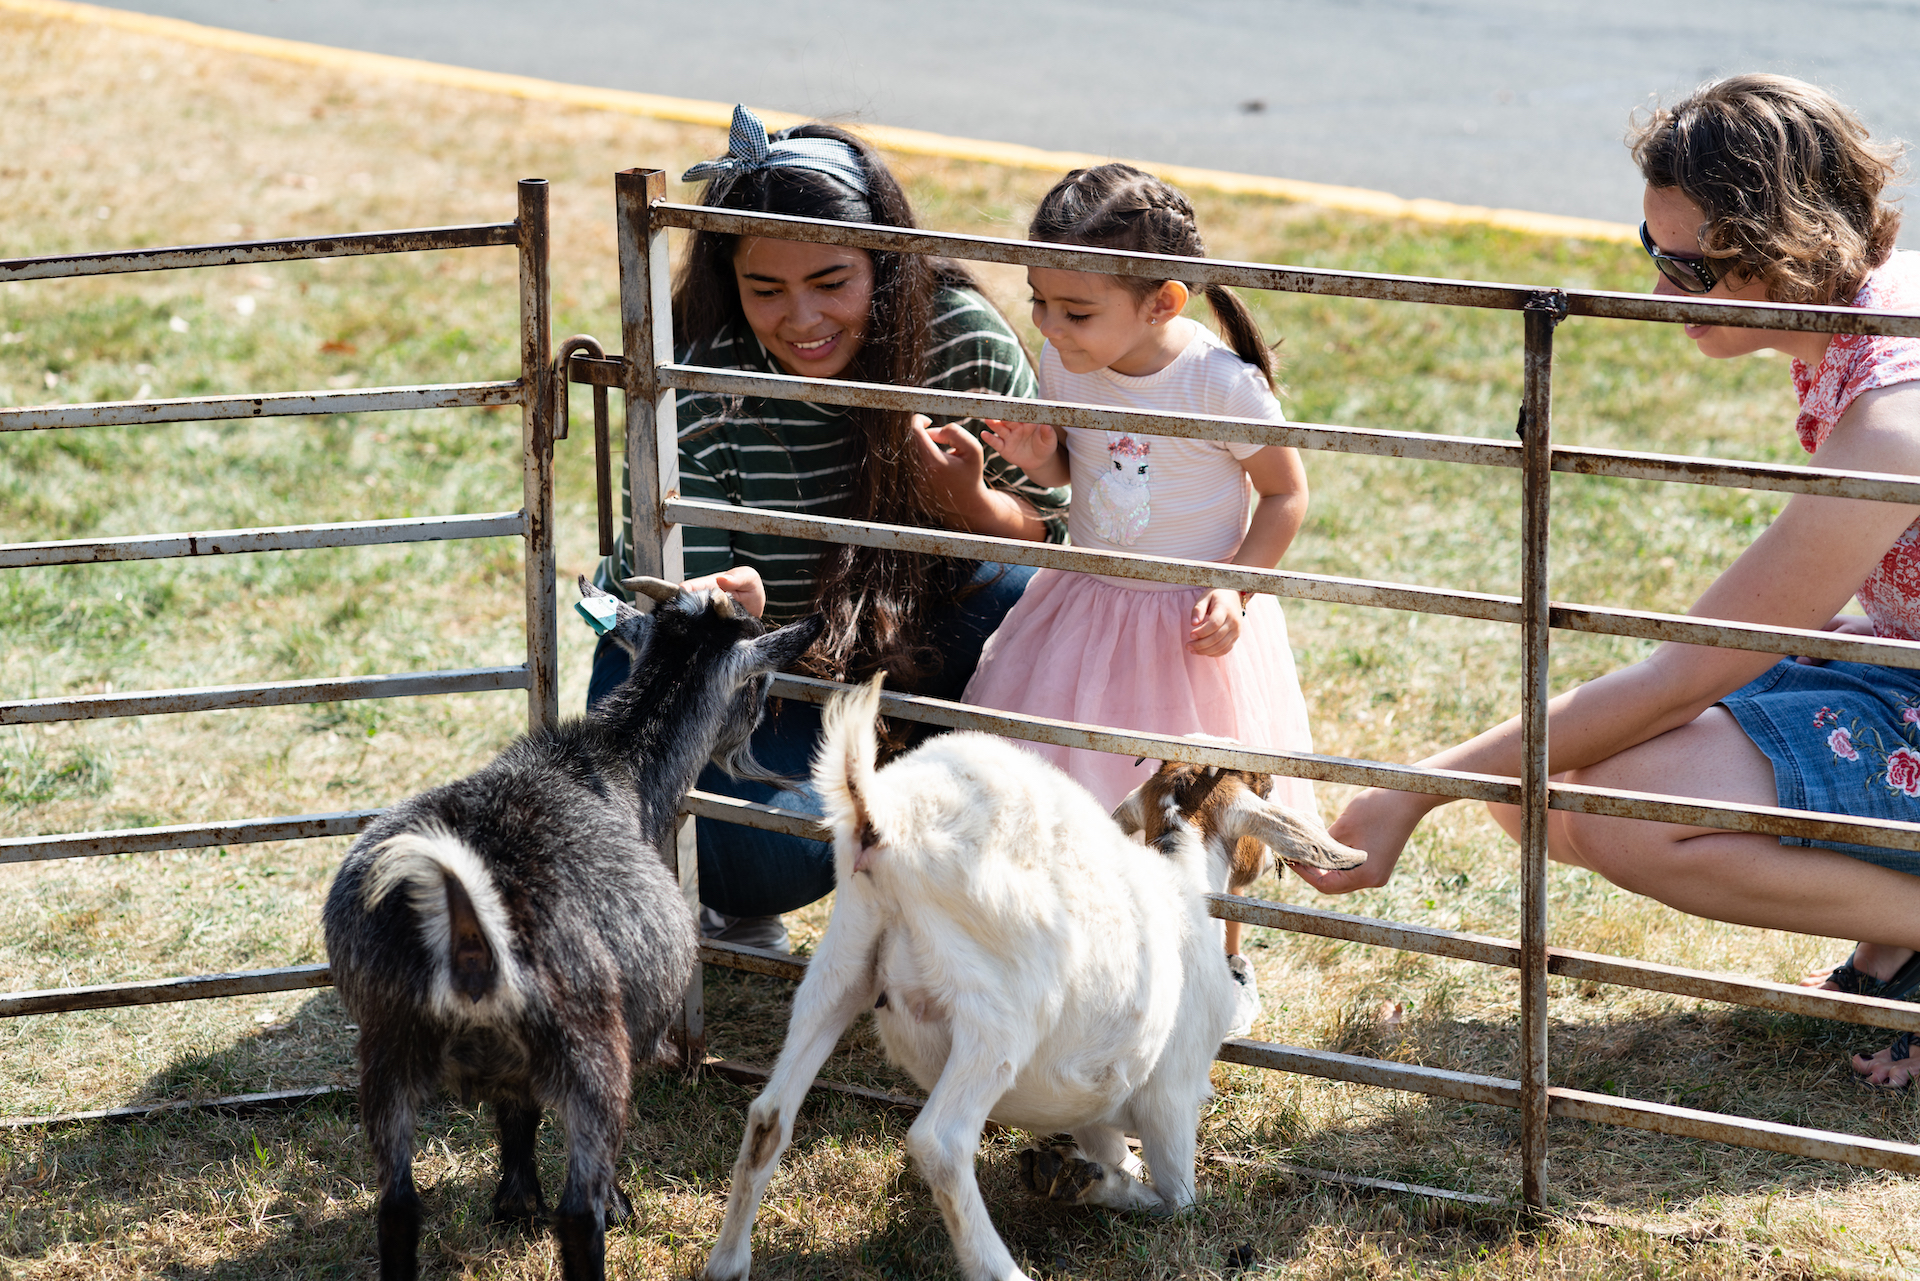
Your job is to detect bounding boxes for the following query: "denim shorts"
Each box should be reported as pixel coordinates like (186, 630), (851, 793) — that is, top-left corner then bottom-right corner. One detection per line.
(1721, 659), (1920, 875)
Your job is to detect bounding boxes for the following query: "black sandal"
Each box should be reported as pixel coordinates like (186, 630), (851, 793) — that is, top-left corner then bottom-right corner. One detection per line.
(1825, 950), (1920, 1001)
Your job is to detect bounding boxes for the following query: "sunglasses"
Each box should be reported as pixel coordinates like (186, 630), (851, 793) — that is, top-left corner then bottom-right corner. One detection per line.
(1639, 221), (1724, 294)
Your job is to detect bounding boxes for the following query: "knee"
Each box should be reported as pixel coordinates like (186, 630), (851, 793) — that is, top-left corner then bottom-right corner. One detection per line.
(1550, 795), (1674, 894)
(906, 1120), (970, 1181)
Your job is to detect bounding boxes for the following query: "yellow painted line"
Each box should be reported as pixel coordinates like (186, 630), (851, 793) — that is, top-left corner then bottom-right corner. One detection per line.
(4, 0), (1637, 244)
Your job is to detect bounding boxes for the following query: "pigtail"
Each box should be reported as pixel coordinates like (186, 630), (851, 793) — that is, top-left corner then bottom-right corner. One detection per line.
(1201, 283), (1275, 388)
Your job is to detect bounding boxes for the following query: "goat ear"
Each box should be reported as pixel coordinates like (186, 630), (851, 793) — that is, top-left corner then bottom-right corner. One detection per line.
(576, 576), (653, 656)
(1222, 790), (1368, 872)
(743, 612), (824, 675)
(1110, 785), (1148, 836)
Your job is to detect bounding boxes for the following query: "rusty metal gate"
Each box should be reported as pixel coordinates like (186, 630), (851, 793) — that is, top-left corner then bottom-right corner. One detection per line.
(0, 180), (558, 1104)
(587, 166), (1920, 1208)
(11, 164), (1920, 1210)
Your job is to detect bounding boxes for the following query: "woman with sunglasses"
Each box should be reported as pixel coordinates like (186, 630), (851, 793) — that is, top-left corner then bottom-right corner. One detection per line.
(1303, 74), (1920, 1086)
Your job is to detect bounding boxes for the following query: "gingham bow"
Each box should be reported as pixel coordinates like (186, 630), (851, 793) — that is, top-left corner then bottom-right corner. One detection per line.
(681, 104), (871, 198)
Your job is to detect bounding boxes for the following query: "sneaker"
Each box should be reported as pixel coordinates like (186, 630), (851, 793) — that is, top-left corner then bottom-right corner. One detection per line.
(1225, 953), (1260, 1039)
(699, 907), (790, 954)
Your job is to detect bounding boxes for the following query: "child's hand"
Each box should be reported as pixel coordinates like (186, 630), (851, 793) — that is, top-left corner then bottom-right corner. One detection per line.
(980, 418), (1058, 474)
(1188, 588), (1243, 657)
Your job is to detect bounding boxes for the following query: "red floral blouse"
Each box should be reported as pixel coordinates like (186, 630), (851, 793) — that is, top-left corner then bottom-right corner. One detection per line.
(1791, 252), (1920, 641)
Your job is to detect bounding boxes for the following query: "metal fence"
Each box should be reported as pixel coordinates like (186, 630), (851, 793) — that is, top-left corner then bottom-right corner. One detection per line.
(597, 166), (1920, 1207)
(11, 163), (1920, 1210)
(0, 180), (558, 1041)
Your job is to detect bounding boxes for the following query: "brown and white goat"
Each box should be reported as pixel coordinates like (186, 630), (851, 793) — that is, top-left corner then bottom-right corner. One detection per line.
(1113, 753), (1367, 1033)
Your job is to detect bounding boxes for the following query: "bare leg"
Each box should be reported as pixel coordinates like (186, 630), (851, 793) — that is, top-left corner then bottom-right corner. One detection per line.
(1487, 707), (1920, 1087)
(1485, 708), (1920, 950)
(1223, 919), (1244, 957)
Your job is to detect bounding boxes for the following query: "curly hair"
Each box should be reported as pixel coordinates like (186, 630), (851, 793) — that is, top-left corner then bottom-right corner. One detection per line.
(1629, 74), (1904, 306)
(1029, 163), (1277, 386)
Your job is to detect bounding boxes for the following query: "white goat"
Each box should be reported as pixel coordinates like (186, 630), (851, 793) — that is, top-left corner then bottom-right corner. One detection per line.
(703, 677), (1363, 1281)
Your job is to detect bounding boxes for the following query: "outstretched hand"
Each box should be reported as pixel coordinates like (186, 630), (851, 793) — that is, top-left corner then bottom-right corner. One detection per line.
(980, 418), (1059, 475)
(1287, 786), (1434, 895)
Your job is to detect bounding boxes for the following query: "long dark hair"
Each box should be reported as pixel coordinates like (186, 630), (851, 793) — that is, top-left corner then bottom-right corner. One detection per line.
(1629, 74), (1903, 306)
(1028, 163), (1276, 386)
(675, 123), (984, 688)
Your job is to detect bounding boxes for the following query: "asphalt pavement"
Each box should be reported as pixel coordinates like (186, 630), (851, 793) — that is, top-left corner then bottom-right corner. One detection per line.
(95, 0), (1920, 245)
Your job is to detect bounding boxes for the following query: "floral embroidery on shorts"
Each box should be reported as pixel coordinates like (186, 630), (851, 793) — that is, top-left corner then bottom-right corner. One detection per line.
(1816, 701), (1920, 797)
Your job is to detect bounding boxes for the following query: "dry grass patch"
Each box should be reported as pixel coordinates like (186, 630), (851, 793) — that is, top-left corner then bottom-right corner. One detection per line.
(3, 7), (1918, 1279)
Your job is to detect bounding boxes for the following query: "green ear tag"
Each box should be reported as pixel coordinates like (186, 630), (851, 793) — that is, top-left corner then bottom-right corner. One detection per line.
(574, 596), (621, 636)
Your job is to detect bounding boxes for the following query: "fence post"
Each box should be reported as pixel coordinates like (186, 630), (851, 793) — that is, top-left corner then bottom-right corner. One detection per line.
(1518, 292), (1563, 1207)
(517, 178), (557, 732)
(617, 168), (702, 1070)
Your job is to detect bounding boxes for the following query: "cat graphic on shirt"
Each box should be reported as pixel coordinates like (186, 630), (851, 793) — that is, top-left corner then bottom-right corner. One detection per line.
(1088, 432), (1151, 545)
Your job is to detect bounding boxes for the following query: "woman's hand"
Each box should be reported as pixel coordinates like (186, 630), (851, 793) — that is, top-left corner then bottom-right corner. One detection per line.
(1188, 588), (1243, 657)
(980, 418), (1061, 479)
(1290, 786), (1438, 895)
(910, 414), (1051, 541)
(682, 566), (766, 618)
(911, 415), (990, 518)
(1795, 613), (1878, 665)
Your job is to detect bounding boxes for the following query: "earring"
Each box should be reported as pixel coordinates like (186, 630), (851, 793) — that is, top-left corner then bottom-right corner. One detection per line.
(1149, 318), (1158, 325)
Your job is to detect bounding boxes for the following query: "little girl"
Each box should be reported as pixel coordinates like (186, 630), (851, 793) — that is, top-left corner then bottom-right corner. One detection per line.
(963, 163), (1316, 1033)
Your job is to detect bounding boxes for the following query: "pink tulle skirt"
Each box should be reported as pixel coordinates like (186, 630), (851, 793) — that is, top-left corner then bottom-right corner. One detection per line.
(961, 569), (1316, 814)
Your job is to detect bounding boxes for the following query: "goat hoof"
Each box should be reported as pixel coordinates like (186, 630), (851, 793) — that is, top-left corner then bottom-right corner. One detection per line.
(490, 1190), (548, 1229)
(1018, 1143), (1104, 1204)
(1017, 1145), (1053, 1196)
(605, 1182), (635, 1227)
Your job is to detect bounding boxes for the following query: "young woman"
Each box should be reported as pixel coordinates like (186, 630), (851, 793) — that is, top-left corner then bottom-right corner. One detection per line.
(1303, 74), (1920, 1086)
(591, 106), (1067, 951)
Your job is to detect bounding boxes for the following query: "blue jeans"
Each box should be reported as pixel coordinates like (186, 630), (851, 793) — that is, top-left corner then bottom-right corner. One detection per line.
(586, 561), (1034, 915)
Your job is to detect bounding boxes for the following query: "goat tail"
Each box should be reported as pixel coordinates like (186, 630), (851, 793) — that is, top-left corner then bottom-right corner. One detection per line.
(360, 826), (528, 1023)
(816, 672), (885, 874)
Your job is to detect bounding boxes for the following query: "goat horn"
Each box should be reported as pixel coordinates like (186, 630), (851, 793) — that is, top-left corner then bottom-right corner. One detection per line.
(620, 576), (680, 603)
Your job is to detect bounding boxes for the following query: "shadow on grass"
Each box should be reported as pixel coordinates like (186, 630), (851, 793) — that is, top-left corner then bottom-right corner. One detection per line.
(10, 972), (1920, 1277)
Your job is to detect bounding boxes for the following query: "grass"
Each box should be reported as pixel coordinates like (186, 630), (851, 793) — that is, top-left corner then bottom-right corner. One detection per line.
(1, 7), (1915, 1278)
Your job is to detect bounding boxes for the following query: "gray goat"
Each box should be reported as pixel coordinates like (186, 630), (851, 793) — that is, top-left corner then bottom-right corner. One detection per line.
(323, 576), (821, 1281)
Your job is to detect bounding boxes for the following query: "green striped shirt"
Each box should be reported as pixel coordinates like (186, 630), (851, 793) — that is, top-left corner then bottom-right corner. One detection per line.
(596, 287), (1066, 621)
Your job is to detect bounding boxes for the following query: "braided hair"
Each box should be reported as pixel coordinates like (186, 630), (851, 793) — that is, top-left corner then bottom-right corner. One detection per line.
(1028, 163), (1275, 385)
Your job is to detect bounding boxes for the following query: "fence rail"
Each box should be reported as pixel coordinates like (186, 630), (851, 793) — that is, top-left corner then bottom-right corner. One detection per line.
(0, 223), (519, 281)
